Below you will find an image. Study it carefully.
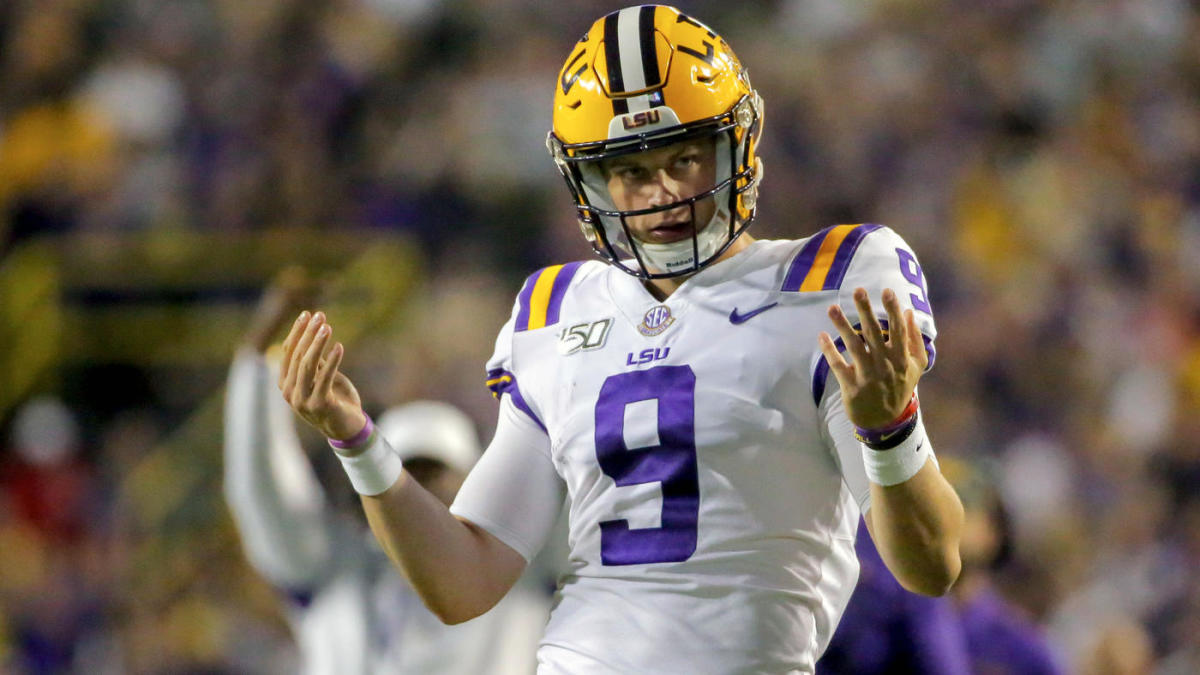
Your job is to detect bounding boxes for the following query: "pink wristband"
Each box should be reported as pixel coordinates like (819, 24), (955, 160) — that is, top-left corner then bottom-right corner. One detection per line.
(329, 413), (374, 450)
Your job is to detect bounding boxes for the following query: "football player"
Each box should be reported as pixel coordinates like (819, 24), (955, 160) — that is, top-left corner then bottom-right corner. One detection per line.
(278, 6), (964, 673)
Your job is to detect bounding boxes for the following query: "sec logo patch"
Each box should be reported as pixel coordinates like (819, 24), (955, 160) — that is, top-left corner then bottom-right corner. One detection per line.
(638, 305), (676, 337)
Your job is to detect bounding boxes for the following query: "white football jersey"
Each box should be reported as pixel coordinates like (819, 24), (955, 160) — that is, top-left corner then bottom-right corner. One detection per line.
(458, 224), (937, 674)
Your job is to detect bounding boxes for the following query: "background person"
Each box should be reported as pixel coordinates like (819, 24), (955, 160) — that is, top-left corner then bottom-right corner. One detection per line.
(224, 269), (548, 674)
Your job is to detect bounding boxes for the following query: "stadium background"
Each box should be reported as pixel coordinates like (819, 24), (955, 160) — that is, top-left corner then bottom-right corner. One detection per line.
(1, 0), (1198, 671)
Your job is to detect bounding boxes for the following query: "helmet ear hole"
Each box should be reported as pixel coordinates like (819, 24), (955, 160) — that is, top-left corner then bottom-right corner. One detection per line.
(579, 219), (598, 244)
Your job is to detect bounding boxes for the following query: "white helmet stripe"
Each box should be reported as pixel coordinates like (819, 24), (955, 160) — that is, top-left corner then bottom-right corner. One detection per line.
(617, 8), (647, 92)
(617, 6), (659, 113)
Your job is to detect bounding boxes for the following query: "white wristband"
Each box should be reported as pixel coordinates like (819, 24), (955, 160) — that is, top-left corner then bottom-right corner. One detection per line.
(332, 434), (404, 496)
(861, 414), (932, 486)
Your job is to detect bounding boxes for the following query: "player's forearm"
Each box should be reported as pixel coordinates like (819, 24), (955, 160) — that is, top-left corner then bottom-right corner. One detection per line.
(361, 472), (525, 624)
(867, 458), (964, 596)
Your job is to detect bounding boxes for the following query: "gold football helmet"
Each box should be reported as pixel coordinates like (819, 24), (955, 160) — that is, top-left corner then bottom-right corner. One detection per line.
(547, 5), (764, 279)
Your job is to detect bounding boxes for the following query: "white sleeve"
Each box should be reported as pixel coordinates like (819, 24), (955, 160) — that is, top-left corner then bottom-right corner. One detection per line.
(811, 225), (940, 513)
(485, 291), (549, 431)
(818, 386), (873, 515)
(223, 348), (334, 588)
(449, 396), (565, 562)
(835, 225), (937, 357)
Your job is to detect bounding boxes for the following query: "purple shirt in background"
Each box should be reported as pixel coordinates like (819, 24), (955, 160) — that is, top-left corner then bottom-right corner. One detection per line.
(959, 586), (1065, 675)
(818, 525), (972, 675)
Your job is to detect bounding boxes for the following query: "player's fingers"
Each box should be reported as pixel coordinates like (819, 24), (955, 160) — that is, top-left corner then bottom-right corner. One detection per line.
(906, 309), (929, 370)
(312, 340), (343, 402)
(818, 332), (854, 383)
(278, 312), (313, 397)
(293, 311), (325, 371)
(827, 304), (870, 365)
(852, 288), (886, 354)
(279, 313), (310, 377)
(298, 321), (331, 395)
(281, 311), (310, 356)
(882, 289), (908, 363)
(285, 312), (324, 395)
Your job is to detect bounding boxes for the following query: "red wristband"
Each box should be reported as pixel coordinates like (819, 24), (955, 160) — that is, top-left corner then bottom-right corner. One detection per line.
(854, 394), (919, 448)
(888, 394), (919, 428)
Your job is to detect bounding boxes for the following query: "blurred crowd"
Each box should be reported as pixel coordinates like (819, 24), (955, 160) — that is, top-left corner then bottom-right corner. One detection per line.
(1, 0), (1198, 672)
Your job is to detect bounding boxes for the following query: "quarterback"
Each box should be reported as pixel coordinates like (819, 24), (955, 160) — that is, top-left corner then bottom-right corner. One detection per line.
(278, 6), (964, 673)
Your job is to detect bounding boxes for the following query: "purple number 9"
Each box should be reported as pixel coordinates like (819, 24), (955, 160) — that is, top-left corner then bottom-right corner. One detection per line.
(896, 248), (932, 314)
(594, 365), (699, 565)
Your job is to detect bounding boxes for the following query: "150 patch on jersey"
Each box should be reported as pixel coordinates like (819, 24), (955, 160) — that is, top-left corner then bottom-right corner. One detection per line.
(558, 318), (613, 355)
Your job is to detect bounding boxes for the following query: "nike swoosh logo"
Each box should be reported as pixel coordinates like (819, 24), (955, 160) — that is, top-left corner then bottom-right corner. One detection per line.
(729, 302), (778, 325)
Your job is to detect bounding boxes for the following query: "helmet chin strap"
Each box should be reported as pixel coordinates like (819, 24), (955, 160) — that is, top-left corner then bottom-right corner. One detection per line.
(637, 202), (732, 275)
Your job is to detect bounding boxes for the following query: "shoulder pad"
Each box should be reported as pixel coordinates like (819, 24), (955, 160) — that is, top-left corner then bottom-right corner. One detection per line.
(514, 261), (586, 332)
(781, 223), (883, 293)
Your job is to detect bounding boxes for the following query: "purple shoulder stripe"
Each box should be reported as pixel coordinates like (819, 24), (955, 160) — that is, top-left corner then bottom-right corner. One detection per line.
(822, 223), (883, 291)
(782, 226), (835, 292)
(514, 271), (540, 332)
(545, 261), (584, 327)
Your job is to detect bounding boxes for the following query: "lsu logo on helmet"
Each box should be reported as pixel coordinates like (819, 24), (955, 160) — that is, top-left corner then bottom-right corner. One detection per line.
(546, 5), (765, 280)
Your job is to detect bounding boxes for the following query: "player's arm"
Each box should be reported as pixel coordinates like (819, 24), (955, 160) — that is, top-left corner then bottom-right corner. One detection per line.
(364, 395), (563, 624)
(224, 270), (334, 588)
(279, 310), (560, 623)
(819, 288), (964, 597)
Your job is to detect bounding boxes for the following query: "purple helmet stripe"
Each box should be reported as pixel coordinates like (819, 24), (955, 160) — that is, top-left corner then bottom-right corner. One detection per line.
(822, 223), (883, 291)
(782, 226), (834, 292)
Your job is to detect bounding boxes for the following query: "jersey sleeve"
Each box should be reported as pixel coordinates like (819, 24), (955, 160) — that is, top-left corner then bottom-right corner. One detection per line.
(484, 287), (548, 432)
(801, 225), (939, 509)
(462, 269), (574, 561)
(449, 395), (566, 562)
(818, 385), (873, 515)
(808, 224), (938, 408)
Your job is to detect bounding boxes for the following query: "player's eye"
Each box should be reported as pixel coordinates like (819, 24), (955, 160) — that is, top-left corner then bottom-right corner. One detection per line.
(617, 166), (647, 181)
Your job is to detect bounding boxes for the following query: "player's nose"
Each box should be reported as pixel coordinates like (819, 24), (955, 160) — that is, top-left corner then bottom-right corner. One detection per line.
(646, 169), (682, 207)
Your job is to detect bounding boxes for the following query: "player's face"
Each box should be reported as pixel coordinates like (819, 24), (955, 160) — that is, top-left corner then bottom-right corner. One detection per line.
(601, 137), (718, 245)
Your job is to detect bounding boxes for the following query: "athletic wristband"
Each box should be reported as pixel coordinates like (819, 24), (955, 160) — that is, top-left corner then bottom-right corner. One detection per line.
(329, 413), (375, 450)
(854, 394), (919, 448)
(861, 413), (931, 487)
(329, 415), (404, 496)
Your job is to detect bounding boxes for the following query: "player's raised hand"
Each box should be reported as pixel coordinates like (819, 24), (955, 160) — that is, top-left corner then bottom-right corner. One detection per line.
(278, 311), (367, 442)
(818, 287), (928, 430)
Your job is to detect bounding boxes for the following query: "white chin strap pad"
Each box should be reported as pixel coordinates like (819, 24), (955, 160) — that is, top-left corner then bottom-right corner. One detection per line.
(637, 204), (731, 274)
